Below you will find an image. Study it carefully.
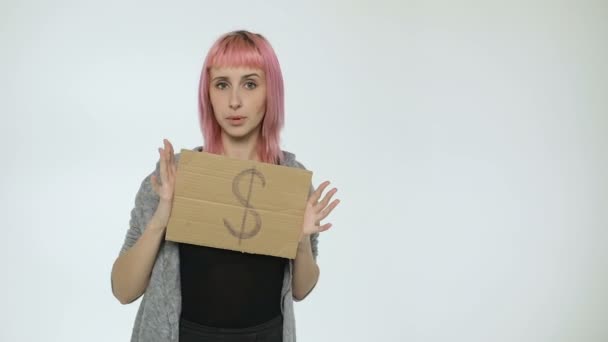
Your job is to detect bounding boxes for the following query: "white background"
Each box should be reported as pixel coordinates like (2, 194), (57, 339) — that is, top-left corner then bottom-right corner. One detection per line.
(1, 0), (607, 341)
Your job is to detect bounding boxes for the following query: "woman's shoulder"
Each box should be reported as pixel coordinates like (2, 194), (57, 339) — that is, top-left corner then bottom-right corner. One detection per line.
(280, 150), (309, 170)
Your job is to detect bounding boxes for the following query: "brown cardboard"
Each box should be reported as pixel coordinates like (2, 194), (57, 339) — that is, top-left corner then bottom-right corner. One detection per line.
(165, 149), (313, 259)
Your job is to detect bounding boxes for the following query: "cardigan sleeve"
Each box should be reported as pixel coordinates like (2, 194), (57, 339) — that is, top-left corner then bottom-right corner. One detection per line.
(119, 162), (161, 256)
(112, 160), (164, 297)
(119, 175), (149, 255)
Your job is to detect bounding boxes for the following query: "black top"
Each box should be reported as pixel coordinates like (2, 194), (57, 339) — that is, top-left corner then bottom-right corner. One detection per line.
(179, 242), (287, 328)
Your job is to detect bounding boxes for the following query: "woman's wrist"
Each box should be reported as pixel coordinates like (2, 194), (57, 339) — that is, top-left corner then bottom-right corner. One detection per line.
(297, 234), (311, 250)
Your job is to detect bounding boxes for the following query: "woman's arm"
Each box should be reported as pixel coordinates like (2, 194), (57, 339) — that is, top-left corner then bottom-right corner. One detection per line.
(111, 202), (168, 304)
(291, 179), (339, 301)
(292, 237), (320, 301)
(111, 139), (177, 304)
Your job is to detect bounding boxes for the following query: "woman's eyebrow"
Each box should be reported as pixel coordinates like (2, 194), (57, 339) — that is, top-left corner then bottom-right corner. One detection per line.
(242, 73), (260, 79)
(211, 73), (261, 82)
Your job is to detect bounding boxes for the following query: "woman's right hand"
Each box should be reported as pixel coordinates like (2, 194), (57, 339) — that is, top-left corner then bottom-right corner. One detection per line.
(149, 138), (177, 232)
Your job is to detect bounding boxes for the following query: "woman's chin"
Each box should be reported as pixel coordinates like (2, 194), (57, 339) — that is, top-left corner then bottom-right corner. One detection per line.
(222, 127), (256, 140)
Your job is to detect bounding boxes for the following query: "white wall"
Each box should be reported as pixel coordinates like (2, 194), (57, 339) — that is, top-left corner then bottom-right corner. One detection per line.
(1, 0), (606, 341)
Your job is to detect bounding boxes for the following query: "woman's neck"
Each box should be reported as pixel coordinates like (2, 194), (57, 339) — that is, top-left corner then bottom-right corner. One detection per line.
(220, 130), (260, 162)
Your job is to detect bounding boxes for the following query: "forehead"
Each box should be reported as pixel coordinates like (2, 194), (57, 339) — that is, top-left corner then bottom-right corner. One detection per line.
(209, 67), (265, 79)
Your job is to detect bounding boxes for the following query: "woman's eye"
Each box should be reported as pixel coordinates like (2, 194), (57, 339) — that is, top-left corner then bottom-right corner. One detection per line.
(215, 82), (228, 89)
(244, 81), (257, 89)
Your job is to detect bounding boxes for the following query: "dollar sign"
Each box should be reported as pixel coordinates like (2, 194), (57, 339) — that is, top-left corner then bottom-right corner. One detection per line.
(223, 167), (266, 244)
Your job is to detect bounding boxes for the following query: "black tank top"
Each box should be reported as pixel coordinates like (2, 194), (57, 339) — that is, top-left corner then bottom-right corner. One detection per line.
(178, 242), (287, 328)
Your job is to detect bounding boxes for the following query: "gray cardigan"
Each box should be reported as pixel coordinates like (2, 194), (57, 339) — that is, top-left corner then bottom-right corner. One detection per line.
(116, 146), (319, 342)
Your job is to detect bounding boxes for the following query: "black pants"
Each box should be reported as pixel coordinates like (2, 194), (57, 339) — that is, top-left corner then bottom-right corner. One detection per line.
(179, 315), (283, 342)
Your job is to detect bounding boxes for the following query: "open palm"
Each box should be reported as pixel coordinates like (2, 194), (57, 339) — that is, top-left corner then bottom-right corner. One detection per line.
(299, 181), (340, 242)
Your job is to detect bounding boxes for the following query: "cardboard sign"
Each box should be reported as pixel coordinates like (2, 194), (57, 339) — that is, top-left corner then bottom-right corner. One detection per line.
(165, 149), (313, 259)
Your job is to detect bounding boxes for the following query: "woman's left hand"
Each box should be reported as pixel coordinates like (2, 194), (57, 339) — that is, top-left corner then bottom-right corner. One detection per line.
(299, 181), (340, 242)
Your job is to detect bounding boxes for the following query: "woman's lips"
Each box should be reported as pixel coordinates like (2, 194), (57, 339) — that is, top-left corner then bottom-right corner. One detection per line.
(227, 116), (246, 125)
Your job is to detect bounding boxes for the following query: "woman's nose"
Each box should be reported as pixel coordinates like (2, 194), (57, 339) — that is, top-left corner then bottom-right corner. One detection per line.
(229, 91), (242, 110)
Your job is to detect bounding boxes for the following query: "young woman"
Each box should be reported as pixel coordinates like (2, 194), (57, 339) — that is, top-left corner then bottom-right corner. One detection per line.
(111, 30), (340, 342)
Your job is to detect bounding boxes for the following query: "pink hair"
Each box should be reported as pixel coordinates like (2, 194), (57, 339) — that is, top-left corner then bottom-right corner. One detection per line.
(198, 30), (285, 165)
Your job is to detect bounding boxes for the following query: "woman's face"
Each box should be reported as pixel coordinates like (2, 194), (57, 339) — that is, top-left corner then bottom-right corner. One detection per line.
(209, 66), (267, 140)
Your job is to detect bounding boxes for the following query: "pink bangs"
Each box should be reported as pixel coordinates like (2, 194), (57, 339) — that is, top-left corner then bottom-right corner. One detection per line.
(209, 34), (265, 69)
